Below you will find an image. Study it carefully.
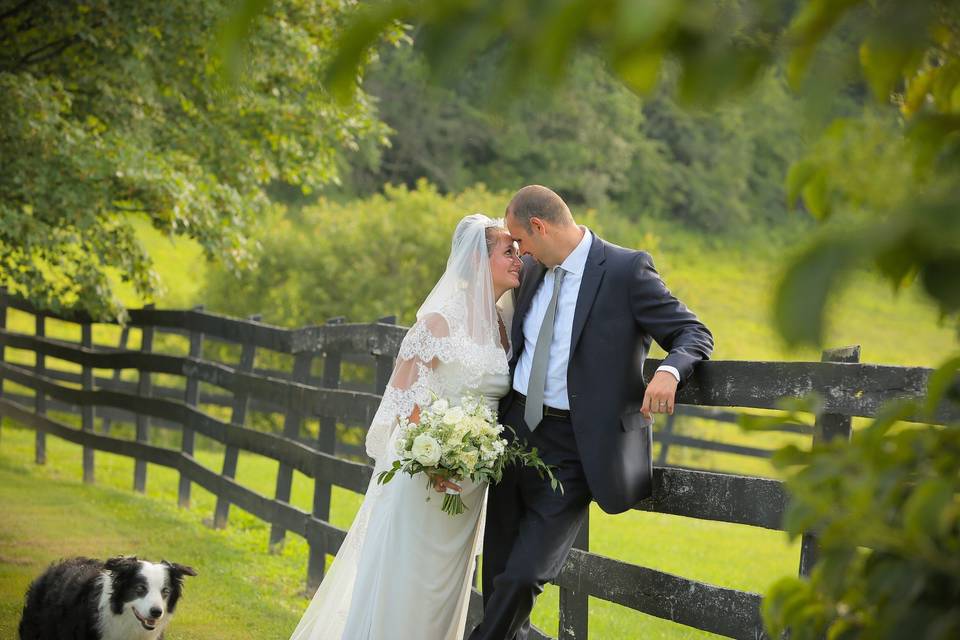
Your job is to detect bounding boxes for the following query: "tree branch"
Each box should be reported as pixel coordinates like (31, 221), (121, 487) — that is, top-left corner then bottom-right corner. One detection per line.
(15, 34), (79, 70)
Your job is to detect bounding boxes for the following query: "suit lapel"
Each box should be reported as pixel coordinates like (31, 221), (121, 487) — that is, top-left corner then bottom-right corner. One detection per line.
(569, 234), (606, 358)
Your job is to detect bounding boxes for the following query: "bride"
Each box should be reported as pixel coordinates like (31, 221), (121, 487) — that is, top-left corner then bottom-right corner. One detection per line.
(289, 214), (522, 640)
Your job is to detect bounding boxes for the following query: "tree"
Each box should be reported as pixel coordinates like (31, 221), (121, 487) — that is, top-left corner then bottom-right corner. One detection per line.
(0, 0), (391, 322)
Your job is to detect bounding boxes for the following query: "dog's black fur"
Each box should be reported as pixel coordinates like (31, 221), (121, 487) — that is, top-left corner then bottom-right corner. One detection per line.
(18, 556), (196, 640)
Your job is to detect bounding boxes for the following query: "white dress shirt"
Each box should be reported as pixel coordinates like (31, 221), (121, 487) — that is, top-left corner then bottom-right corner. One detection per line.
(513, 226), (680, 409)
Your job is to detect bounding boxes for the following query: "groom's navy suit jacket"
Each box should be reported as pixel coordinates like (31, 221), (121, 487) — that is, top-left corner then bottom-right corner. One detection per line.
(503, 231), (713, 514)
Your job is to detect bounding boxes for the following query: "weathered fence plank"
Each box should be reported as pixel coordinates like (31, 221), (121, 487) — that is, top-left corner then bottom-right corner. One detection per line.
(556, 548), (767, 639)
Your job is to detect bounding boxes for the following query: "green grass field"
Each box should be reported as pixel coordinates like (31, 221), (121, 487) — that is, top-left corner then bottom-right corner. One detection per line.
(0, 422), (799, 639)
(0, 215), (953, 638)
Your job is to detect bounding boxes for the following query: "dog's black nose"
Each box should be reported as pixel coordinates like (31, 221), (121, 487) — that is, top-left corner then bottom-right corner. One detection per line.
(150, 607), (163, 618)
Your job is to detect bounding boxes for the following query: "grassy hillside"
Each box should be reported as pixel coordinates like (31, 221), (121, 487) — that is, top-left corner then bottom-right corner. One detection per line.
(0, 424), (795, 639)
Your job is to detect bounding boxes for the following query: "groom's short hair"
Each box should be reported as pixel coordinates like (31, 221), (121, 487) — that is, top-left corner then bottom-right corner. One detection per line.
(506, 185), (574, 230)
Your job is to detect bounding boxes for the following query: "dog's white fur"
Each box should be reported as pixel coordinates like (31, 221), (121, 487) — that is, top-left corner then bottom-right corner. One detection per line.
(96, 561), (173, 640)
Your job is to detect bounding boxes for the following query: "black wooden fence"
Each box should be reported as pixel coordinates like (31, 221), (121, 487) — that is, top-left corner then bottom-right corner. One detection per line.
(0, 292), (955, 639)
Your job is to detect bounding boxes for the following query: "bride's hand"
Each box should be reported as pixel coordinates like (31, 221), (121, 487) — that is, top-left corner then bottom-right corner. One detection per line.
(430, 474), (462, 494)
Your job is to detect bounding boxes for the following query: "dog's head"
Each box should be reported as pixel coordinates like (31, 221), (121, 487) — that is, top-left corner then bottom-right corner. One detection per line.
(103, 556), (197, 633)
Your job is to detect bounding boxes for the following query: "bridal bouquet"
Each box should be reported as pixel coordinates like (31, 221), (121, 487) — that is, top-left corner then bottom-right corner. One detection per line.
(377, 393), (562, 516)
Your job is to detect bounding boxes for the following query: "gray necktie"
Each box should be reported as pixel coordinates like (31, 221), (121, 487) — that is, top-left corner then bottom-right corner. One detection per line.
(524, 266), (566, 431)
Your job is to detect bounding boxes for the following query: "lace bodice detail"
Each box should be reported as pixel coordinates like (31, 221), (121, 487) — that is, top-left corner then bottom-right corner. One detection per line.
(437, 360), (511, 413)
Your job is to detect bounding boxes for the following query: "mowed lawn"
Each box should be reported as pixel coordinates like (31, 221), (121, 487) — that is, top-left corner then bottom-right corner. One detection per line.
(0, 423), (799, 639)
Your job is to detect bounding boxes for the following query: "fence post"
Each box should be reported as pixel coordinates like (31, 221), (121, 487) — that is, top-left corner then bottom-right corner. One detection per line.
(100, 325), (130, 435)
(373, 315), (397, 395)
(306, 316), (345, 591)
(81, 322), (95, 484)
(213, 313), (260, 529)
(33, 313), (47, 464)
(559, 512), (590, 639)
(134, 304), (155, 493)
(178, 305), (204, 509)
(269, 349), (314, 551)
(798, 345), (861, 577)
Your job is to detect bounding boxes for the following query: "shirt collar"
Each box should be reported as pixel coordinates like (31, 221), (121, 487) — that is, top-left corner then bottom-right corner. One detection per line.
(558, 225), (592, 277)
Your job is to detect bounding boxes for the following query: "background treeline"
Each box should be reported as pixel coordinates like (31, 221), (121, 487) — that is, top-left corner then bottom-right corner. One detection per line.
(342, 45), (826, 231)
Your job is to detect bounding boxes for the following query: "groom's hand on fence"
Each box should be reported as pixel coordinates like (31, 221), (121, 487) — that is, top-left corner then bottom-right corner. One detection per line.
(641, 371), (679, 420)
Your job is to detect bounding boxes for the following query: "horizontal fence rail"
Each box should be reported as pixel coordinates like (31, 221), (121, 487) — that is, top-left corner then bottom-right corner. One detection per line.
(0, 292), (955, 640)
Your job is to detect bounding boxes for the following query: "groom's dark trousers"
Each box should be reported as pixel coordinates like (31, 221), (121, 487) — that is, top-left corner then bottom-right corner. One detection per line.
(468, 391), (593, 640)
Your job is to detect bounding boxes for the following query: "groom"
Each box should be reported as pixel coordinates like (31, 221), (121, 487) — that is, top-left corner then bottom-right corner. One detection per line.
(468, 185), (713, 640)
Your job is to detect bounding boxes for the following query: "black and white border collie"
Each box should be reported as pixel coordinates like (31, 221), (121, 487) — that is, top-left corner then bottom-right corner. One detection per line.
(19, 556), (197, 640)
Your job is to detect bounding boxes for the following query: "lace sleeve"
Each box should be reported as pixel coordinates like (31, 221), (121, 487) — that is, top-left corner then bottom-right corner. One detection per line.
(364, 313), (450, 462)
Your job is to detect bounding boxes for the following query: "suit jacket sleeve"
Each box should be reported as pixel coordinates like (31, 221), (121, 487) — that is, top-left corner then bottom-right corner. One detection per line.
(629, 251), (714, 385)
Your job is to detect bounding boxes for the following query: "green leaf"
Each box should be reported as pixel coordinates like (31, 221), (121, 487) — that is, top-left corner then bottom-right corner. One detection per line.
(774, 234), (864, 347)
(903, 478), (955, 537)
(920, 257), (960, 315)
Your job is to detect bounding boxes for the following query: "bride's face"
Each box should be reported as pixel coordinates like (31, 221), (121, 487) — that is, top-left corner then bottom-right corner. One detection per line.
(489, 232), (522, 292)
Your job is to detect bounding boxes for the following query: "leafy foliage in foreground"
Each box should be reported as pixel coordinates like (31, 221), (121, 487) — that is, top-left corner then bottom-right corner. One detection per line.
(756, 358), (960, 639)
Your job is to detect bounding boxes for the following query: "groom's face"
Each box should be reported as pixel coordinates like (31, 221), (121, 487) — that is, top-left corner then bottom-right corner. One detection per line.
(505, 212), (547, 265)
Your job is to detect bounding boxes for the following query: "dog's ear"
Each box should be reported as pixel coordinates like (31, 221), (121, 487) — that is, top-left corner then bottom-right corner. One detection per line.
(162, 560), (198, 578)
(104, 556), (139, 572)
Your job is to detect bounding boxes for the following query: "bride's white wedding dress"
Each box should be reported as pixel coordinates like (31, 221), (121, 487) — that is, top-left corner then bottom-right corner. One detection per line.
(290, 358), (511, 640)
(290, 213), (513, 640)
(343, 363), (509, 639)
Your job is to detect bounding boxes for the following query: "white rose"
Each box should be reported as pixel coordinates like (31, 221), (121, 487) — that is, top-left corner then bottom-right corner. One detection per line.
(431, 398), (449, 414)
(442, 406), (466, 425)
(411, 434), (442, 466)
(468, 417), (488, 436)
(461, 449), (479, 471)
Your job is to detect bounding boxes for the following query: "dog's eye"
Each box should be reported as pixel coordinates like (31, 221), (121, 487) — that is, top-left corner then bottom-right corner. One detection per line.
(162, 588), (170, 598)
(136, 586), (147, 596)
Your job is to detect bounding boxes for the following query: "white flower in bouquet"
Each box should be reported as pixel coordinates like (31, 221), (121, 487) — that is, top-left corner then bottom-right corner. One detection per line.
(442, 406), (466, 425)
(411, 434), (442, 466)
(460, 448), (479, 471)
